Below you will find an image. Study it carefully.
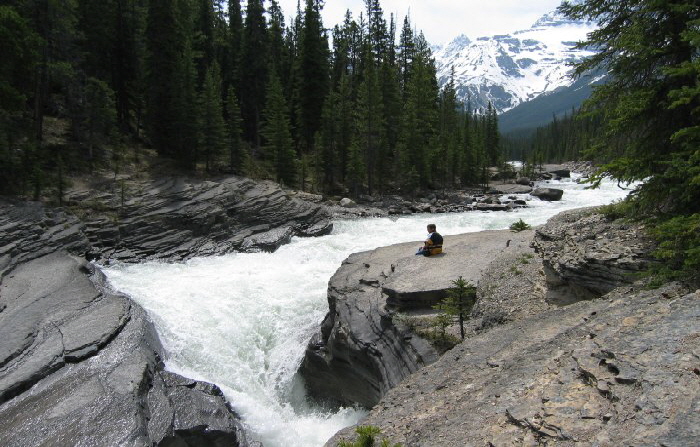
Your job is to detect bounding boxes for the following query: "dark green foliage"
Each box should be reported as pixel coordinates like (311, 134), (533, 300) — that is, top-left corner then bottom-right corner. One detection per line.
(502, 108), (604, 165)
(226, 86), (245, 175)
(0, 0), (504, 198)
(558, 0), (700, 284)
(199, 63), (227, 172)
(240, 0), (267, 148)
(434, 276), (477, 340)
(509, 219), (531, 232)
(295, 0), (329, 153)
(337, 425), (402, 447)
(262, 70), (296, 186)
(649, 214), (700, 284)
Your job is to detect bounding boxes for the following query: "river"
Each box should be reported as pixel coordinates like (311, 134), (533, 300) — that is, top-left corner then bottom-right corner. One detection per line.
(103, 176), (633, 447)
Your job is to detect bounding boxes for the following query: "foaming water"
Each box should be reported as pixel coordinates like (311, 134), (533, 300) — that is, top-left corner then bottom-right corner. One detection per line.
(102, 177), (633, 447)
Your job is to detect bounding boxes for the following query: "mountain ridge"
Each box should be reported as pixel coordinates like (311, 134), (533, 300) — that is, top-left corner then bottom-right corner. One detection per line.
(433, 11), (597, 114)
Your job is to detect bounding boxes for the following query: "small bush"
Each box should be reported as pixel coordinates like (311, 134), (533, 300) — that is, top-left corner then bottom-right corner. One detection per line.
(598, 198), (639, 221)
(509, 219), (531, 232)
(338, 425), (402, 447)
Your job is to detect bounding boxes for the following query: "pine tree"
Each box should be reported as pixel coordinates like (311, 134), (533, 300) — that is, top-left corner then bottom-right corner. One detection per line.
(145, 0), (185, 158)
(240, 0), (267, 149)
(397, 14), (415, 98)
(262, 70), (296, 186)
(296, 0), (329, 153)
(355, 45), (384, 195)
(559, 0), (700, 282)
(434, 276), (477, 340)
(199, 63), (227, 172)
(226, 86), (245, 175)
(174, 35), (200, 169)
(484, 101), (500, 166)
(225, 0), (243, 98)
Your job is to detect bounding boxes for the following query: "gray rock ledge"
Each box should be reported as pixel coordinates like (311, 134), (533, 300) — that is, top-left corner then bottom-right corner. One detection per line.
(299, 230), (534, 408)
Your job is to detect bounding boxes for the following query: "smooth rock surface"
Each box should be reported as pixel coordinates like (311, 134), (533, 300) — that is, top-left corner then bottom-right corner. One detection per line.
(299, 230), (534, 408)
(0, 194), (291, 446)
(329, 284), (700, 447)
(0, 254), (249, 446)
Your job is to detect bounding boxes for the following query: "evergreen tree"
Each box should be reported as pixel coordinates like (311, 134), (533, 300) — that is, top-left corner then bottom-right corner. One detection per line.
(262, 70), (296, 186)
(240, 0), (267, 149)
(355, 46), (384, 195)
(199, 63), (227, 172)
(174, 35), (200, 169)
(484, 101), (500, 166)
(435, 276), (477, 340)
(560, 0), (700, 281)
(437, 68), (459, 187)
(145, 0), (184, 158)
(296, 0), (329, 153)
(225, 0), (243, 98)
(226, 86), (245, 175)
(397, 14), (415, 98)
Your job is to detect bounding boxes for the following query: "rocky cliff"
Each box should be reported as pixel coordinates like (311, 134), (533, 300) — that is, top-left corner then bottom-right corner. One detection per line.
(320, 208), (699, 446)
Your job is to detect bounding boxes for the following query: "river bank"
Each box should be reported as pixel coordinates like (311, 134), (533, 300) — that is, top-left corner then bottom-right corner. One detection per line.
(321, 208), (699, 446)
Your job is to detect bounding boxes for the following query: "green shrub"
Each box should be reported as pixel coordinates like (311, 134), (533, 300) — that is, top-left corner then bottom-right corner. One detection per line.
(338, 425), (402, 447)
(509, 219), (531, 232)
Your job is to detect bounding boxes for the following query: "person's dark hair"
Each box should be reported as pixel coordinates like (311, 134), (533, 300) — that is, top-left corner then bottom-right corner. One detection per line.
(427, 224), (436, 232)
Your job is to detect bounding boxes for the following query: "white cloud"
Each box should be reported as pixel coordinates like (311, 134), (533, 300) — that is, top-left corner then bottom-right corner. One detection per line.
(270, 0), (564, 45)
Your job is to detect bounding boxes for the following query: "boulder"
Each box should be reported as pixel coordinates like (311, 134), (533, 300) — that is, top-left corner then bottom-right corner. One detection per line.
(531, 187), (564, 201)
(339, 197), (357, 208)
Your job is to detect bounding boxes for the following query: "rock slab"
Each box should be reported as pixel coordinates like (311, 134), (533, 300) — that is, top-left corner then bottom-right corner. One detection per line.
(299, 230), (534, 408)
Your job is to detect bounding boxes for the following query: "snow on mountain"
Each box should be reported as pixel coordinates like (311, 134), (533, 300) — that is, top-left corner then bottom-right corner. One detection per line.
(433, 11), (597, 114)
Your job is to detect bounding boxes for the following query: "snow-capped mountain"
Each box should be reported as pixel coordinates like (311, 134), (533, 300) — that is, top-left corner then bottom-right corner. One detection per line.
(433, 11), (598, 114)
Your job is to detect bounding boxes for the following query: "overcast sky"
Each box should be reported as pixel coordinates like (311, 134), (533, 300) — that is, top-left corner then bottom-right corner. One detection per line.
(273, 0), (565, 46)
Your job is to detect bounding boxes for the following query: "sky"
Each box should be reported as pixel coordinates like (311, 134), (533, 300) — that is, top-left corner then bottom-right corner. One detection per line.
(273, 0), (566, 46)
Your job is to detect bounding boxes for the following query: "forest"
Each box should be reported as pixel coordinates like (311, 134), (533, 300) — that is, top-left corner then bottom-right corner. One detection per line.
(0, 0), (502, 200)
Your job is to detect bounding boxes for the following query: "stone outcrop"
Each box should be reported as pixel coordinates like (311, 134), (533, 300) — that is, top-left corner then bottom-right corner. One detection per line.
(532, 207), (655, 304)
(299, 230), (534, 408)
(65, 175), (332, 262)
(0, 255), (248, 446)
(1, 176), (334, 446)
(323, 208), (699, 446)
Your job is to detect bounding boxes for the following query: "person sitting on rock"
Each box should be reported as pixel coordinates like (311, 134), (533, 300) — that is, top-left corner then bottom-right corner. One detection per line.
(416, 223), (443, 256)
